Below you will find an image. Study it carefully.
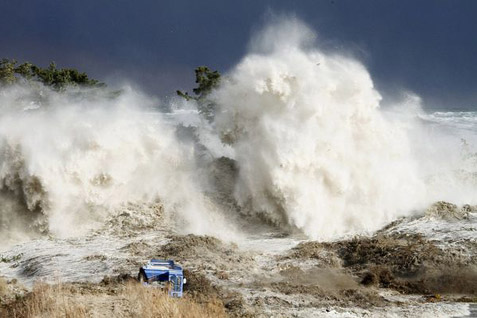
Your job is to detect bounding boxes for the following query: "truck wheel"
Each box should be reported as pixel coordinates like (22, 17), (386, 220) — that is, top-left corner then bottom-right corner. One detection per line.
(138, 271), (147, 283)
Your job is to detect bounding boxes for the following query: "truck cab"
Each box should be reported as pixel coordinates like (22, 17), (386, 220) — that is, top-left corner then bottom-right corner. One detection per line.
(138, 259), (185, 297)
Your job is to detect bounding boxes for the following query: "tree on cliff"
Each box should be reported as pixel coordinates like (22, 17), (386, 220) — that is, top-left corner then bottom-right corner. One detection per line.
(177, 66), (221, 122)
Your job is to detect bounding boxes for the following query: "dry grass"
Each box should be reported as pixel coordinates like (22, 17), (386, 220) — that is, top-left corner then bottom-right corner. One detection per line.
(125, 282), (226, 318)
(3, 282), (88, 318)
(1, 280), (226, 318)
(0, 277), (7, 298)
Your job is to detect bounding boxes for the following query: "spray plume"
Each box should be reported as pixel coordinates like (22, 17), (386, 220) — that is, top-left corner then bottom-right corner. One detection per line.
(213, 19), (471, 239)
(1, 18), (476, 245)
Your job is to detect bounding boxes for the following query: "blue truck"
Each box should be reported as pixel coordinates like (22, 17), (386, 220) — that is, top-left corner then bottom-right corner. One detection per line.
(138, 259), (186, 297)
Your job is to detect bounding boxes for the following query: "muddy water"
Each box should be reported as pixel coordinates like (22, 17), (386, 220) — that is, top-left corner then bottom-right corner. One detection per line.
(1, 205), (477, 317)
(454, 304), (477, 318)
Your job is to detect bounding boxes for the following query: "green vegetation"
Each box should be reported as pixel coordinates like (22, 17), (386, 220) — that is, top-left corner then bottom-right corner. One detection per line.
(177, 66), (221, 122)
(0, 253), (23, 263)
(0, 58), (104, 90)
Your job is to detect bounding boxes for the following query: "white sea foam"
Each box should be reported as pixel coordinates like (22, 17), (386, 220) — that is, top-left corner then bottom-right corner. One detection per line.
(0, 85), (235, 244)
(213, 19), (429, 240)
(1, 18), (476, 244)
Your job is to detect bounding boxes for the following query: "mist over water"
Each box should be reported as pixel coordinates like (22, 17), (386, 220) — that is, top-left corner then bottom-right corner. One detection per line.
(0, 86), (235, 245)
(1, 19), (476, 245)
(214, 20), (428, 239)
(212, 19), (477, 239)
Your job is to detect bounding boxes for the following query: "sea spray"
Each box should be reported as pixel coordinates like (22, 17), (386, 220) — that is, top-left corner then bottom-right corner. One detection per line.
(0, 85), (235, 242)
(214, 20), (427, 239)
(380, 95), (477, 205)
(1, 19), (476, 245)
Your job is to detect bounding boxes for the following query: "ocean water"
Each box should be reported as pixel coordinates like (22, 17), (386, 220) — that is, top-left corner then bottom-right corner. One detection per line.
(423, 111), (477, 132)
(0, 18), (476, 317)
(1, 19), (476, 247)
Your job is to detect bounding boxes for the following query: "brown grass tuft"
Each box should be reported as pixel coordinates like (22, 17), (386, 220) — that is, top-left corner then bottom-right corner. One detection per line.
(0, 277), (7, 298)
(125, 282), (226, 318)
(1, 280), (226, 318)
(3, 282), (88, 318)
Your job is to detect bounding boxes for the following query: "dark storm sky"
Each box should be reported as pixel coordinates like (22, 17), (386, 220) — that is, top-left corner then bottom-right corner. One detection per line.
(1, 0), (476, 110)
